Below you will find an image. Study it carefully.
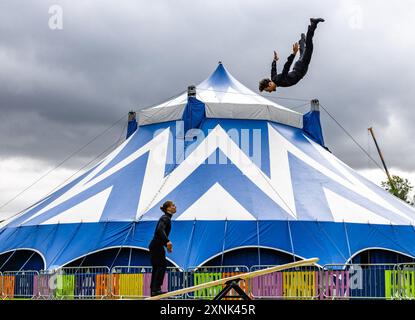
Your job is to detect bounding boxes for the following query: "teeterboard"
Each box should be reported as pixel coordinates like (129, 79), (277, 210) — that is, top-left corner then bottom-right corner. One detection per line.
(145, 257), (319, 300)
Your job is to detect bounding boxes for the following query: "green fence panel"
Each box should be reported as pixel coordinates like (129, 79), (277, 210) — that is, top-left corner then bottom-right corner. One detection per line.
(55, 275), (75, 299)
(193, 273), (222, 299)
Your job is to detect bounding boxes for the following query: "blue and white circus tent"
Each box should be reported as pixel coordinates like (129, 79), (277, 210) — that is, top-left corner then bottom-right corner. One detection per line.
(1, 62), (415, 271)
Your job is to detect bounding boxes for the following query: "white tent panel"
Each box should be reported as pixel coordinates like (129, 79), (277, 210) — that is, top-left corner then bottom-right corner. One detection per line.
(138, 63), (303, 128)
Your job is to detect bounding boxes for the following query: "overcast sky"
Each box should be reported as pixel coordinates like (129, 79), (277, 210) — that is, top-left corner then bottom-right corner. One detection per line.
(1, 0), (415, 220)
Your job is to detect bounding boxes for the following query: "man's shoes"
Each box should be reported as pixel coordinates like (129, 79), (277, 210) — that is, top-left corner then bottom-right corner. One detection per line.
(151, 290), (167, 297)
(310, 17), (325, 25)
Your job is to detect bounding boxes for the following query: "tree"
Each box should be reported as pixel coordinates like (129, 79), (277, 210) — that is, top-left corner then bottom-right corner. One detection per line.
(381, 175), (414, 205)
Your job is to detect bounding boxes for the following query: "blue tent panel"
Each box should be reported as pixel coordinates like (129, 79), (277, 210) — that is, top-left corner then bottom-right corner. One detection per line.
(303, 110), (325, 146)
(182, 97), (206, 133)
(126, 116), (138, 139)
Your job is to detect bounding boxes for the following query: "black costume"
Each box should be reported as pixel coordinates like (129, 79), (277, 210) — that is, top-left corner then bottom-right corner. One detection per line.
(149, 213), (172, 295)
(271, 21), (319, 87)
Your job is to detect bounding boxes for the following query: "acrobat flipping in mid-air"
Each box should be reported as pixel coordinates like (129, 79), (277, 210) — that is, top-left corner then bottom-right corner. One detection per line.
(259, 18), (325, 92)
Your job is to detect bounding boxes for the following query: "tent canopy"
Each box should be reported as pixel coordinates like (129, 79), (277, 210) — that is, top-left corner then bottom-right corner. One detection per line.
(138, 62), (303, 128)
(1, 63), (415, 270)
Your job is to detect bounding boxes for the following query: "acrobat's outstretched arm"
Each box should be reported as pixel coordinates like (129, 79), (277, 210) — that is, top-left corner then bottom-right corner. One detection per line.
(281, 43), (299, 76)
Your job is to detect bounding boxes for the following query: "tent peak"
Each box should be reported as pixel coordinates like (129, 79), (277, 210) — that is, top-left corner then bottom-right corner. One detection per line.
(202, 62), (232, 89)
(139, 62), (304, 128)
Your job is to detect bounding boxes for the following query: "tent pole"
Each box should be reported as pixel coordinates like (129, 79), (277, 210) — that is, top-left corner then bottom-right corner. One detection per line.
(184, 219), (196, 269)
(127, 247), (133, 269)
(287, 219), (296, 262)
(109, 221), (136, 270)
(18, 251), (36, 272)
(220, 219), (228, 267)
(256, 220), (261, 266)
(343, 221), (352, 259)
(0, 250), (17, 270)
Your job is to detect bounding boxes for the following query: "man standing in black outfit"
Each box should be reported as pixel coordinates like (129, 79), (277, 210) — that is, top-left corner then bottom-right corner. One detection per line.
(259, 18), (325, 92)
(149, 200), (176, 297)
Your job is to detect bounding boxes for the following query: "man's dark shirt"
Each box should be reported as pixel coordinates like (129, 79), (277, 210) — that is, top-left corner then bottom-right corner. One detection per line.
(271, 54), (306, 87)
(152, 213), (172, 247)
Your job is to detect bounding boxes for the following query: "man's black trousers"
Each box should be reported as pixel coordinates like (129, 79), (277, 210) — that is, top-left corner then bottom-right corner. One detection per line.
(293, 24), (316, 74)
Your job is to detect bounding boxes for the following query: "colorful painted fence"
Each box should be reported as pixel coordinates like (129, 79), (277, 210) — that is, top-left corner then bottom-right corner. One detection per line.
(385, 263), (415, 300)
(110, 266), (184, 299)
(185, 266), (250, 299)
(323, 264), (398, 299)
(251, 269), (283, 298)
(319, 269), (350, 299)
(53, 267), (110, 299)
(1, 271), (38, 299)
(35, 272), (55, 299)
(250, 265), (320, 299)
(2, 263), (415, 300)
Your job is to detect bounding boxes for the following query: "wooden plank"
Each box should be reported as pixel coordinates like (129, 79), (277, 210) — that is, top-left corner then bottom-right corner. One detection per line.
(145, 258), (319, 300)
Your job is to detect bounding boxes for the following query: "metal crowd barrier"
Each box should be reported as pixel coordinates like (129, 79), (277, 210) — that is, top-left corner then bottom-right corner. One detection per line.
(1, 270), (39, 299)
(185, 265), (249, 299)
(35, 270), (56, 299)
(110, 266), (185, 299)
(51, 266), (111, 300)
(322, 264), (396, 300)
(388, 263), (415, 300)
(250, 265), (320, 300)
(319, 266), (350, 299)
(3, 262), (415, 300)
(0, 271), (3, 300)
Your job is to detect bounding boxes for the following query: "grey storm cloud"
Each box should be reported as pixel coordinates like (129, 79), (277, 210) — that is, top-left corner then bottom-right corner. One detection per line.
(1, 0), (415, 172)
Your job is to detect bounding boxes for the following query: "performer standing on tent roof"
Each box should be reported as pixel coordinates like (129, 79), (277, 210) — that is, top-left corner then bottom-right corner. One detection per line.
(259, 17), (325, 92)
(149, 200), (176, 297)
